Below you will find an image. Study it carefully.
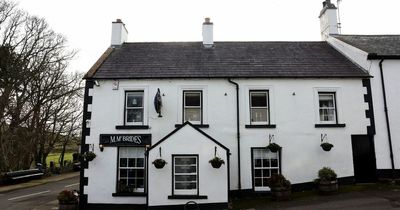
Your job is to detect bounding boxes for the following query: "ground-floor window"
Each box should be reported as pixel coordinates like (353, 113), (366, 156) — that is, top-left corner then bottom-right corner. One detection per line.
(117, 147), (145, 193)
(252, 148), (280, 191)
(173, 155), (198, 195)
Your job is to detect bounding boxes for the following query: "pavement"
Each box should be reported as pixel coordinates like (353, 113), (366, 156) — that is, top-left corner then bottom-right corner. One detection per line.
(0, 172), (79, 210)
(0, 172), (79, 193)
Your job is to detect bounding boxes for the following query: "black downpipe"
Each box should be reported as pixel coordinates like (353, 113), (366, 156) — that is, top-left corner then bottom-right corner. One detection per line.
(379, 59), (396, 177)
(228, 79), (241, 190)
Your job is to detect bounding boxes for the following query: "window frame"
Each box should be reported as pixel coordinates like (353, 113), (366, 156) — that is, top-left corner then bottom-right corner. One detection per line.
(182, 90), (203, 124)
(249, 90), (270, 125)
(124, 90), (145, 126)
(116, 146), (146, 194)
(318, 92), (338, 124)
(251, 147), (281, 191)
(172, 154), (199, 196)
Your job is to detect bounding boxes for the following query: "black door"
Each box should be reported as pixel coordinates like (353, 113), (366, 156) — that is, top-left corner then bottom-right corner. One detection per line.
(351, 135), (377, 183)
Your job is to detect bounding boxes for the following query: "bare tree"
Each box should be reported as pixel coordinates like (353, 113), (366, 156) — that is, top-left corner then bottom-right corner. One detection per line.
(0, 0), (82, 171)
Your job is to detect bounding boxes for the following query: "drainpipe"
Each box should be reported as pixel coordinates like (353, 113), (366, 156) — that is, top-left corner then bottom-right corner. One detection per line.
(379, 59), (395, 177)
(228, 78), (241, 190)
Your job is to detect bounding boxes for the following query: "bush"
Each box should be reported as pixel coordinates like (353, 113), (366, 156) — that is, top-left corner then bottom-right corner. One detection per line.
(57, 190), (78, 204)
(268, 174), (291, 189)
(318, 167), (337, 182)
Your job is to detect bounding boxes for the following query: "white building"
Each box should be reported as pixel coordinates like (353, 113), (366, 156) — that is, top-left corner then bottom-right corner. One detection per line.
(319, 0), (400, 181)
(79, 2), (387, 209)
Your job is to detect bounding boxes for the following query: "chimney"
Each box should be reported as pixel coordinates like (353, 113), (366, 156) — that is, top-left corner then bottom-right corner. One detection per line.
(319, 0), (339, 40)
(111, 19), (128, 46)
(202, 17), (213, 48)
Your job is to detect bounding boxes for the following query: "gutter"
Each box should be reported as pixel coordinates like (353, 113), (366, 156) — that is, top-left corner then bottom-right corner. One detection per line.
(378, 59), (396, 177)
(228, 78), (241, 190)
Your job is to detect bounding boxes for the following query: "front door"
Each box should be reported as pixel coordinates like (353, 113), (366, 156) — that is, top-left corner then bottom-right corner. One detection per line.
(351, 135), (377, 183)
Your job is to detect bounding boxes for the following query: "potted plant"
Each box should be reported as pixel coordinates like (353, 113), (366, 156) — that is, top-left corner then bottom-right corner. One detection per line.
(320, 142), (334, 151)
(268, 174), (291, 201)
(266, 143), (281, 153)
(316, 167), (338, 195)
(152, 158), (167, 169)
(83, 151), (96, 161)
(57, 190), (78, 210)
(209, 157), (225, 168)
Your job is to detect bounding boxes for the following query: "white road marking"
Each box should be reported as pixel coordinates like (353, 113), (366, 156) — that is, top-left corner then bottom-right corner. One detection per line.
(8, 190), (50, 201)
(64, 183), (79, 188)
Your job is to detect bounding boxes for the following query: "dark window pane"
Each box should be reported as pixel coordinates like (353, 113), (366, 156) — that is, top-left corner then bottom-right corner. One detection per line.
(251, 108), (268, 122)
(127, 169), (135, 178)
(175, 182), (196, 189)
(271, 159), (278, 167)
(137, 179), (144, 188)
(175, 175), (197, 182)
(254, 178), (262, 187)
(126, 109), (143, 123)
(271, 169), (279, 175)
(119, 178), (127, 186)
(126, 92), (143, 107)
(254, 158), (262, 167)
(120, 158), (127, 167)
(254, 169), (262, 177)
(319, 94), (334, 108)
(128, 158), (136, 167)
(185, 92), (201, 106)
(137, 158), (144, 167)
(262, 159), (269, 167)
(251, 92), (267, 107)
(262, 169), (270, 178)
(262, 178), (269, 187)
(175, 165), (196, 173)
(175, 157), (196, 165)
(128, 179), (136, 187)
(136, 169), (144, 178)
(120, 169), (127, 178)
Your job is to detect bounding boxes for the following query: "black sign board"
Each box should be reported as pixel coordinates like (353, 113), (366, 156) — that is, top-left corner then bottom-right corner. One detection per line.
(100, 134), (151, 146)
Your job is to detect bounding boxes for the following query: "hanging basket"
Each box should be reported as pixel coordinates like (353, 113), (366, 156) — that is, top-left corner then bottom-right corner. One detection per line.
(83, 151), (96, 161)
(209, 157), (225, 169)
(320, 142), (334, 151)
(266, 143), (281, 153)
(153, 159), (167, 169)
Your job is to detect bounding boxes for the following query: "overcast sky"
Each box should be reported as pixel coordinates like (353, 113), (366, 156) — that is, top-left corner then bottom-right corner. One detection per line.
(16, 0), (400, 74)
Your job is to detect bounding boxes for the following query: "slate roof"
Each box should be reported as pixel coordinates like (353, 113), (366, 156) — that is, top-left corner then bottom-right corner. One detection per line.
(86, 41), (369, 79)
(333, 35), (400, 56)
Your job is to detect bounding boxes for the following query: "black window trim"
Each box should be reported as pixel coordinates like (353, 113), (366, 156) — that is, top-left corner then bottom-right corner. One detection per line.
(171, 154), (200, 197)
(250, 147), (282, 192)
(123, 90), (145, 126)
(114, 146), (147, 196)
(182, 90), (203, 125)
(247, 89), (272, 127)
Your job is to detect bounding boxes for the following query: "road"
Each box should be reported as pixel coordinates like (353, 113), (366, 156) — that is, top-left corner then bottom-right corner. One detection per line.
(0, 176), (79, 210)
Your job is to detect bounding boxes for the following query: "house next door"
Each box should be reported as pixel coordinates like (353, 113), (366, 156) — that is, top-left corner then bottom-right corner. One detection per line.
(351, 135), (377, 183)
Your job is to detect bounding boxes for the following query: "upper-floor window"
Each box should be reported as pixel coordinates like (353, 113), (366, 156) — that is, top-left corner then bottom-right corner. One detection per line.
(250, 90), (269, 124)
(125, 91), (144, 125)
(183, 91), (202, 124)
(318, 92), (337, 123)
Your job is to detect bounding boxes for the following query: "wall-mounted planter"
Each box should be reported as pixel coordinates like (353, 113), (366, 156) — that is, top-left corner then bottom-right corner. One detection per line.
(320, 142), (334, 151)
(153, 159), (167, 169)
(209, 157), (225, 169)
(83, 151), (96, 161)
(266, 143), (281, 153)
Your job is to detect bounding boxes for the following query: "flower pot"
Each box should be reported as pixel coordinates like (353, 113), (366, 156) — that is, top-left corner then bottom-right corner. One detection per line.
(321, 143), (333, 151)
(266, 143), (281, 153)
(210, 161), (223, 168)
(153, 159), (166, 169)
(271, 187), (291, 201)
(209, 157), (225, 169)
(59, 203), (78, 210)
(318, 180), (338, 195)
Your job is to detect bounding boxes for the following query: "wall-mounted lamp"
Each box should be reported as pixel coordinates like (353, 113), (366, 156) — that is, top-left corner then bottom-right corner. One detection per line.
(94, 80), (100, 86)
(99, 144), (104, 152)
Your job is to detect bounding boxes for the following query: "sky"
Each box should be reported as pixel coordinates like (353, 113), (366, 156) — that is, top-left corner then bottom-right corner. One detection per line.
(15, 0), (400, 74)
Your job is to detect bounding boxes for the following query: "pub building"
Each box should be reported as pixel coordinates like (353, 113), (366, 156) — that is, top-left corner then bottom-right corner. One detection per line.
(79, 2), (381, 209)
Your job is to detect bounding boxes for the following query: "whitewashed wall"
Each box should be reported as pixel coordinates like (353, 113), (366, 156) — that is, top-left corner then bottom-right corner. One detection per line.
(328, 37), (400, 170)
(85, 78), (368, 204)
